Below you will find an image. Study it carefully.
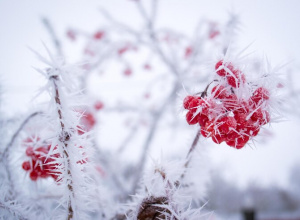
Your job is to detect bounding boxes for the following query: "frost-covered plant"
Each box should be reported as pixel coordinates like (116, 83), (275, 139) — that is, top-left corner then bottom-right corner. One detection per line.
(183, 58), (275, 149)
(0, 1), (287, 220)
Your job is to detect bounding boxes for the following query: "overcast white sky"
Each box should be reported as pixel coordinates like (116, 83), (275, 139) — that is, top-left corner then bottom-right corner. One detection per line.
(1, 0), (300, 189)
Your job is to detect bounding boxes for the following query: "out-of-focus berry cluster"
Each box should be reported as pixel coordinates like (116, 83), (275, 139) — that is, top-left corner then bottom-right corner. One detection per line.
(22, 138), (60, 181)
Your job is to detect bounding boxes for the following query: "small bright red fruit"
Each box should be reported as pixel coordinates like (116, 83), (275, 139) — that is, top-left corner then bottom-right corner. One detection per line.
(212, 133), (226, 144)
(22, 161), (31, 171)
(226, 135), (249, 149)
(251, 108), (270, 125)
(26, 147), (34, 157)
(215, 60), (226, 77)
(198, 114), (209, 127)
(211, 85), (227, 99)
(186, 111), (199, 125)
(30, 170), (38, 181)
(183, 96), (196, 109)
(226, 70), (245, 88)
(188, 98), (201, 113)
(218, 116), (237, 134)
(252, 87), (270, 104)
(200, 127), (210, 137)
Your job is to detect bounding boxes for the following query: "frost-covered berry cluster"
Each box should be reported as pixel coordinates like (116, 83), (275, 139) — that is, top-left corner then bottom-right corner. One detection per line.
(184, 60), (271, 149)
(22, 138), (60, 181)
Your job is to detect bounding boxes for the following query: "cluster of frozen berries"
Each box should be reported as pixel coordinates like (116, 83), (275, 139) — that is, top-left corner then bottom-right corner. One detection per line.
(22, 141), (60, 181)
(183, 60), (271, 149)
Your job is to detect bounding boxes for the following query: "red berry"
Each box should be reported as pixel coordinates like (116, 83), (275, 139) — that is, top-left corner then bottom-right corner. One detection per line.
(218, 116), (237, 134)
(198, 114), (209, 127)
(188, 98), (201, 113)
(251, 108), (270, 125)
(183, 96), (196, 109)
(215, 60), (226, 77)
(124, 68), (132, 76)
(94, 101), (104, 111)
(118, 46), (129, 55)
(226, 70), (245, 88)
(94, 31), (105, 40)
(200, 127), (210, 137)
(211, 85), (228, 99)
(212, 133), (226, 144)
(209, 30), (220, 39)
(185, 46), (193, 59)
(22, 161), (31, 171)
(30, 171), (38, 181)
(186, 111), (199, 125)
(252, 87), (270, 104)
(26, 147), (34, 157)
(226, 135), (249, 149)
(144, 63), (151, 70)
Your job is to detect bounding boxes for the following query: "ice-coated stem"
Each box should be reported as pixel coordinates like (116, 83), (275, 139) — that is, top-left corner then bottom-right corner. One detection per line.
(50, 74), (74, 220)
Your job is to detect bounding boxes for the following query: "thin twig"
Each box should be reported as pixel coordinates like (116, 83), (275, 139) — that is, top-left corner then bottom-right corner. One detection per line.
(42, 17), (64, 57)
(1, 111), (41, 198)
(2, 111), (41, 158)
(130, 83), (179, 195)
(180, 128), (201, 181)
(50, 74), (74, 220)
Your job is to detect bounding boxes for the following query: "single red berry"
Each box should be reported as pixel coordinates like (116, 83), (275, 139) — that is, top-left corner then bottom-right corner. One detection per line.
(183, 95), (196, 109)
(188, 98), (202, 113)
(186, 111), (199, 125)
(209, 30), (220, 39)
(226, 135), (249, 149)
(94, 101), (104, 111)
(198, 114), (209, 127)
(26, 147), (34, 157)
(30, 170), (38, 181)
(93, 31), (105, 40)
(144, 63), (151, 70)
(218, 116), (237, 134)
(215, 60), (226, 77)
(203, 120), (214, 136)
(252, 87), (270, 104)
(250, 108), (270, 125)
(212, 133), (226, 144)
(200, 127), (210, 137)
(124, 68), (132, 76)
(22, 161), (31, 171)
(118, 46), (129, 55)
(211, 85), (228, 99)
(185, 46), (193, 59)
(245, 125), (260, 137)
(226, 130), (240, 140)
(226, 70), (245, 88)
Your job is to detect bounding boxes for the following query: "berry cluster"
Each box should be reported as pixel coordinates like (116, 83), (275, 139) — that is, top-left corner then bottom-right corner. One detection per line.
(22, 144), (60, 181)
(183, 60), (271, 149)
